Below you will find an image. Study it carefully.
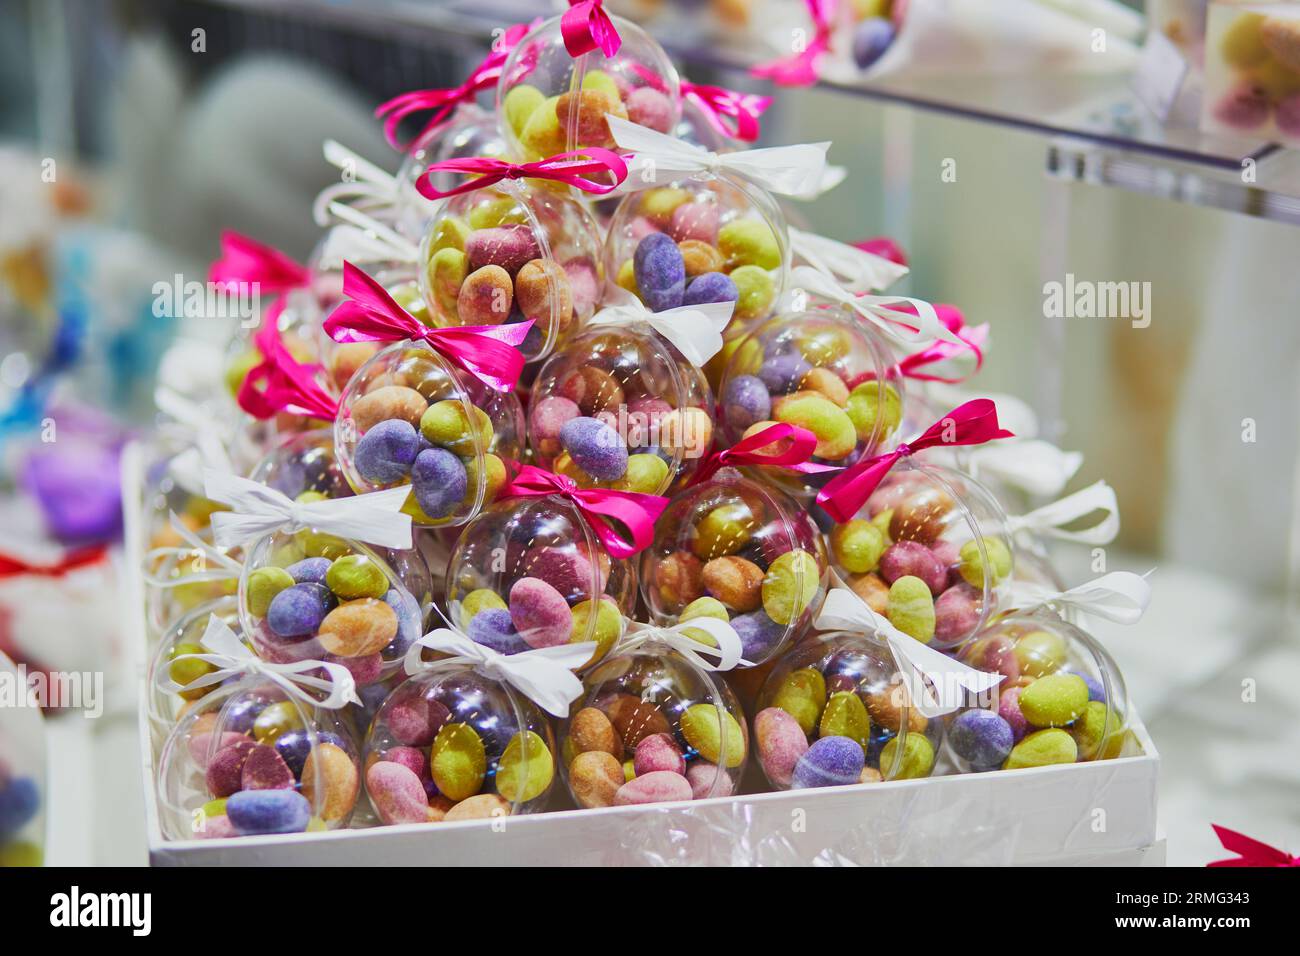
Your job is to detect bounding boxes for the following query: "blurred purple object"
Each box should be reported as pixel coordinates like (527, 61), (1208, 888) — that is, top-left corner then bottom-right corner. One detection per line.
(20, 402), (128, 544)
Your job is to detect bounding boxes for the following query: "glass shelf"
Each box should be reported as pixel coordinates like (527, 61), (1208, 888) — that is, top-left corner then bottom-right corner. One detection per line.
(193, 0), (1300, 218)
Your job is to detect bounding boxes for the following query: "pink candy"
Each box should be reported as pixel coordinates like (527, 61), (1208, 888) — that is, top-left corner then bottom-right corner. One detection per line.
(465, 225), (541, 274)
(240, 743), (294, 791)
(204, 738), (257, 797)
(670, 202), (719, 245)
(879, 540), (947, 595)
(754, 707), (808, 788)
(384, 745), (429, 780)
(509, 577), (573, 648)
(999, 687), (1029, 742)
(530, 396), (580, 457)
(366, 760), (430, 825)
(633, 733), (686, 777)
(626, 87), (675, 133)
(613, 770), (694, 806)
(686, 762), (734, 800)
(387, 697), (451, 747)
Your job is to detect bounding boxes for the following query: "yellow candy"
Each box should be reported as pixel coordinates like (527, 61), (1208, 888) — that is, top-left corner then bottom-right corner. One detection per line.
(460, 588), (507, 626)
(691, 501), (758, 559)
(496, 730), (555, 803)
(819, 691), (871, 751)
(773, 667), (827, 735)
(503, 84), (545, 136)
(680, 703), (747, 768)
(762, 549), (821, 625)
(880, 732), (934, 779)
(773, 394), (857, 460)
(430, 722), (487, 801)
(253, 701), (304, 744)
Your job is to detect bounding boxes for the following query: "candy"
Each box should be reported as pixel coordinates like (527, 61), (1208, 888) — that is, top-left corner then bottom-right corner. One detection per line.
(633, 733), (686, 776)
(654, 551), (704, 605)
(388, 697), (451, 747)
(670, 201), (719, 245)
(613, 453), (669, 494)
(496, 731), (555, 803)
(266, 583), (334, 639)
(998, 687), (1029, 742)
(226, 789), (312, 835)
(325, 554), (389, 601)
(429, 248), (468, 319)
(772, 668), (827, 734)
(885, 575), (935, 644)
(679, 239), (724, 276)
(934, 584), (981, 642)
(879, 540), (947, 595)
(1220, 11), (1270, 68)
(852, 16), (896, 69)
(865, 681), (926, 734)
(461, 587), (507, 623)
(731, 610), (786, 662)
(761, 549), (820, 625)
(317, 599), (398, 658)
(558, 366), (626, 414)
(560, 416), (628, 481)
(410, 448), (468, 518)
(467, 608), (529, 655)
(509, 577), (573, 649)
(949, 709), (1014, 770)
(819, 691), (871, 751)
(1014, 630), (1067, 678)
(253, 701), (303, 743)
(625, 86), (674, 132)
(430, 722), (487, 802)
(633, 232), (687, 312)
(421, 400), (493, 456)
(848, 572), (890, 613)
(702, 555), (765, 611)
(614, 770), (694, 806)
(1212, 83), (1269, 130)
(529, 396), (581, 457)
(773, 394), (856, 460)
(792, 736), (864, 789)
(205, 739), (257, 797)
(287, 557), (332, 585)
(957, 536), (1012, 589)
(1017, 673), (1089, 728)
(830, 520), (887, 575)
(515, 259), (573, 328)
(680, 703), (746, 768)
(692, 502), (757, 559)
(718, 219), (780, 271)
(366, 760), (429, 825)
(570, 706), (622, 758)
(569, 751), (624, 809)
(731, 265), (775, 320)
(722, 375), (771, 432)
(466, 225), (541, 274)
(445, 793), (510, 821)
(570, 598), (623, 656)
(299, 743), (360, 821)
(754, 707), (809, 787)
(1003, 728), (1077, 769)
(606, 694), (673, 748)
(846, 381), (901, 441)
(456, 264), (514, 325)
(246, 566), (294, 619)
(879, 732), (935, 779)
(686, 762), (734, 800)
(240, 743), (295, 790)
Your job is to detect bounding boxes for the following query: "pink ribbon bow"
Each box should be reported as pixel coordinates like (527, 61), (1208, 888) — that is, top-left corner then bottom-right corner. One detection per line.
(891, 304), (988, 385)
(681, 81), (772, 143)
(854, 236), (908, 266)
(691, 423), (840, 487)
(751, 0), (837, 87)
(209, 231), (312, 331)
(500, 464), (667, 560)
(375, 20), (540, 152)
(816, 399), (1014, 523)
(1208, 825), (1300, 867)
(417, 148), (629, 201)
(561, 0), (621, 59)
(323, 262), (529, 393)
(237, 323), (339, 422)
(0, 545), (109, 580)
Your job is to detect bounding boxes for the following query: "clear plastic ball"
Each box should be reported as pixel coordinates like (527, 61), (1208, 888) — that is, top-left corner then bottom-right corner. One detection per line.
(416, 180), (603, 364)
(156, 679), (361, 840)
(395, 103), (507, 236)
(604, 177), (789, 327)
(641, 467), (829, 666)
(527, 324), (713, 494)
(755, 631), (941, 789)
(949, 610), (1132, 772)
(445, 496), (637, 670)
(333, 341), (525, 527)
(496, 14), (682, 163)
(716, 307), (904, 502)
(826, 461), (1015, 650)
(559, 640), (748, 808)
(363, 667), (557, 822)
(146, 596), (243, 744)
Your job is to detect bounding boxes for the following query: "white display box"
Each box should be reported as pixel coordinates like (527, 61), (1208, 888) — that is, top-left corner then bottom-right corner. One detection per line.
(124, 445), (1160, 867)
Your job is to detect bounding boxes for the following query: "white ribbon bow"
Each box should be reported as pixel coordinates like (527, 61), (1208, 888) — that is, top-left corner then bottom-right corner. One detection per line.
(786, 265), (962, 349)
(1006, 480), (1120, 546)
(155, 386), (235, 497)
(312, 140), (402, 227)
(815, 587), (1003, 718)
(403, 628), (595, 718)
(204, 469), (413, 551)
(608, 114), (831, 199)
(788, 227), (909, 294)
(1009, 570), (1154, 626)
(621, 617), (749, 672)
(588, 297), (735, 366)
(967, 439), (1084, 500)
(143, 512), (244, 589)
(317, 201), (421, 271)
(155, 614), (360, 709)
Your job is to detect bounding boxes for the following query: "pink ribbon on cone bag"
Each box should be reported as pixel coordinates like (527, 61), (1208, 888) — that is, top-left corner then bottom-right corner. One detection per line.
(237, 323), (339, 422)
(1207, 825), (1299, 867)
(417, 149), (628, 200)
(681, 81), (772, 143)
(323, 262), (529, 393)
(691, 423), (840, 487)
(209, 231), (312, 332)
(561, 0), (621, 58)
(891, 304), (989, 385)
(816, 399), (1015, 523)
(752, 0), (837, 87)
(500, 464), (667, 559)
(375, 20), (540, 151)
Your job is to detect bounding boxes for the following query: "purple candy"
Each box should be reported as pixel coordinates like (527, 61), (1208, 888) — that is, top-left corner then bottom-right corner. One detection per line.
(791, 736), (866, 789)
(560, 416), (628, 481)
(757, 353), (811, 394)
(266, 583), (334, 639)
(226, 789), (311, 835)
(354, 419), (422, 484)
(721, 375), (771, 432)
(852, 17), (896, 70)
(949, 709), (1014, 770)
(731, 610), (785, 661)
(1069, 671), (1106, 703)
(286, 557), (332, 585)
(467, 608), (531, 656)
(633, 233), (686, 312)
(383, 587), (423, 656)
(411, 448), (467, 518)
(682, 271), (738, 307)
